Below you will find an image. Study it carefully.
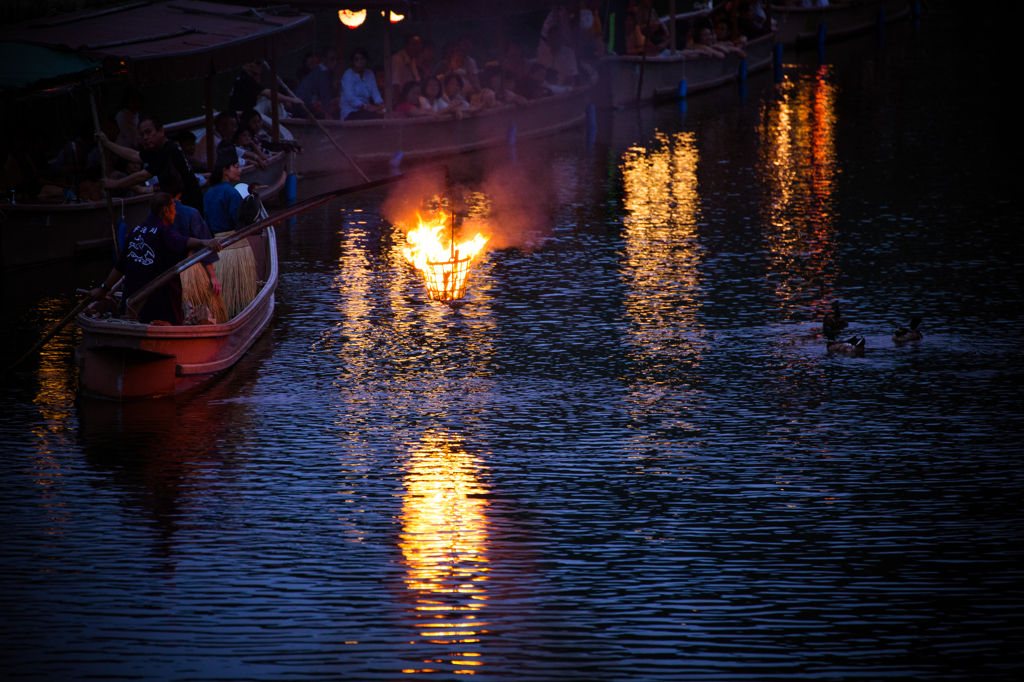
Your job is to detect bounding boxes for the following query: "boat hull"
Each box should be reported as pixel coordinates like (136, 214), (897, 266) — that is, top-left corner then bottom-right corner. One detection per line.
(772, 0), (911, 47)
(596, 32), (775, 108)
(284, 86), (594, 176)
(75, 226), (277, 400)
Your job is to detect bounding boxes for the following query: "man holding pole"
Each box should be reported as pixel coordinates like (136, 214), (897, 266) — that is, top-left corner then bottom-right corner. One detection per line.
(90, 193), (221, 325)
(97, 116), (205, 217)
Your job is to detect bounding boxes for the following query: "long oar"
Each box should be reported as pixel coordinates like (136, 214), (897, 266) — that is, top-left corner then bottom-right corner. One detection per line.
(6, 295), (94, 376)
(263, 62), (371, 183)
(5, 278), (125, 376)
(126, 164), (450, 318)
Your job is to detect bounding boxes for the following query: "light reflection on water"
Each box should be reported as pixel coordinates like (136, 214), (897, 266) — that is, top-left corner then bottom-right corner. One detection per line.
(1, 16), (1022, 680)
(759, 67), (841, 315)
(399, 432), (489, 675)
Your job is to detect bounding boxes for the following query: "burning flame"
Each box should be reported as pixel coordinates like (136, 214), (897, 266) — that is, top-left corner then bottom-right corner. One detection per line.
(402, 211), (488, 302)
(390, 10), (405, 22)
(338, 9), (366, 28)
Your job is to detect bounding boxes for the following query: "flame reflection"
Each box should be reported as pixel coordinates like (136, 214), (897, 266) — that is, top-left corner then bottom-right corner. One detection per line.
(620, 131), (704, 348)
(399, 433), (489, 674)
(758, 66), (840, 312)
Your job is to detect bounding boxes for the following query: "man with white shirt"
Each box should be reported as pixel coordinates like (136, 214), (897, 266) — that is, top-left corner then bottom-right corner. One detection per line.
(536, 26), (578, 87)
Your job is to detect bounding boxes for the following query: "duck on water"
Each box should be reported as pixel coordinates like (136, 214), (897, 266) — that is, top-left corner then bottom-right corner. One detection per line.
(893, 316), (924, 343)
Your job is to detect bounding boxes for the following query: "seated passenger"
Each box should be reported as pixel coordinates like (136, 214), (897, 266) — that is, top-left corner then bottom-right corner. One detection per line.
(715, 17), (748, 46)
(296, 47), (340, 119)
(738, 2), (774, 39)
(394, 81), (435, 118)
(420, 77), (448, 115)
(203, 148), (244, 235)
(624, 12), (648, 56)
(519, 64), (555, 100)
(341, 48), (385, 121)
(172, 131), (204, 172)
(635, 0), (670, 53)
(89, 192), (221, 325)
(77, 165), (104, 202)
(195, 111), (237, 169)
(536, 26), (579, 87)
(233, 128), (268, 171)
(438, 74), (470, 119)
(502, 42), (530, 82)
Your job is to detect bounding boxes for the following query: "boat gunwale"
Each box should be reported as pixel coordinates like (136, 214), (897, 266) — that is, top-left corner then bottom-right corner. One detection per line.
(282, 81), (597, 132)
(599, 30), (776, 66)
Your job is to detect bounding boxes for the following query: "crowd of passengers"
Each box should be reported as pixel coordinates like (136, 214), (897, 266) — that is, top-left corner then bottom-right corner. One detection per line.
(1, 1), (782, 205)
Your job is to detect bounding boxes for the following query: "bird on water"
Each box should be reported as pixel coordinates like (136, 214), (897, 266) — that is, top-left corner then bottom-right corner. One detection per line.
(892, 316), (924, 343)
(823, 325), (865, 356)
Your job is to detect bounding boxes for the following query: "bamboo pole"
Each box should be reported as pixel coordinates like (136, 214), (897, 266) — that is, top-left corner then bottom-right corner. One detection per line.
(382, 10), (394, 119)
(262, 61), (371, 183)
(269, 58), (280, 143)
(204, 74), (214, 170)
(669, 0), (677, 56)
(89, 88), (120, 261)
(126, 164), (451, 317)
(5, 278), (122, 375)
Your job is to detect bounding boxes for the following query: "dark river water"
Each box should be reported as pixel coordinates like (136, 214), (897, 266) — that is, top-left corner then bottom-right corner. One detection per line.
(2, 11), (1021, 681)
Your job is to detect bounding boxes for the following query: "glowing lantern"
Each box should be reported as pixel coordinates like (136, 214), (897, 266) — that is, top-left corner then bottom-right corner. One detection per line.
(338, 9), (366, 28)
(390, 10), (405, 22)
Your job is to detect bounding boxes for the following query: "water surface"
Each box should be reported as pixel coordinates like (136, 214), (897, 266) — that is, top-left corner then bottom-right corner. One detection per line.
(1, 12), (1021, 680)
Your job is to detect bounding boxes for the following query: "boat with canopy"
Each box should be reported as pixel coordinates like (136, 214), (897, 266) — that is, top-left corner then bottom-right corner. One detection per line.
(0, 0), (313, 269)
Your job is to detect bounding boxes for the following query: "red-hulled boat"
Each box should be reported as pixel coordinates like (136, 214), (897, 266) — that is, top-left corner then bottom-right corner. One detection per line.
(75, 226), (277, 400)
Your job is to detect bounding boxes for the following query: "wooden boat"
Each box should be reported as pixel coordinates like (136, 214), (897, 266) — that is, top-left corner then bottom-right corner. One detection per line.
(2, 196), (150, 269)
(282, 83), (595, 176)
(0, 0), (312, 270)
(74, 225), (277, 400)
(0, 153), (287, 269)
(771, 0), (911, 47)
(595, 29), (776, 108)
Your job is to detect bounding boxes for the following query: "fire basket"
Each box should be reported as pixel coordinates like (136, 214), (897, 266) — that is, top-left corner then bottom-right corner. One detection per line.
(402, 171), (487, 305)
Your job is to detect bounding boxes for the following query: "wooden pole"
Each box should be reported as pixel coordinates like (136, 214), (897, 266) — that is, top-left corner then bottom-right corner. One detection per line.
(204, 74), (214, 170)
(382, 10), (394, 118)
(5, 296), (95, 374)
(266, 65), (371, 183)
(269, 58), (280, 143)
(669, 0), (677, 56)
(88, 88), (120, 261)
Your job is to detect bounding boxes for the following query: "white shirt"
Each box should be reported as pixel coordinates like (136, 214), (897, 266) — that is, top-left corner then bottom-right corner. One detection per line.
(536, 43), (578, 86)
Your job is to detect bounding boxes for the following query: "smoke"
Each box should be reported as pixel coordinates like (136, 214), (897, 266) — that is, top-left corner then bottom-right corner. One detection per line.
(470, 160), (556, 252)
(382, 157), (560, 253)
(380, 171), (446, 231)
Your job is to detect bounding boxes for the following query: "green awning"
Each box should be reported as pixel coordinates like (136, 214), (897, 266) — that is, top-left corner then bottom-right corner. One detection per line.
(0, 43), (99, 91)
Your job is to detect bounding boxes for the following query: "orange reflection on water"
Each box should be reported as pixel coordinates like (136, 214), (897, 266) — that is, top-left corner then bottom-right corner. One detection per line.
(758, 67), (840, 309)
(620, 131), (704, 343)
(400, 433), (489, 674)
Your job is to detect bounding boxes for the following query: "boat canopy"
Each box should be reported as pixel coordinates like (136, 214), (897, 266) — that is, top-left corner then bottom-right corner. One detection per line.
(295, 0), (557, 21)
(0, 0), (315, 86)
(0, 43), (100, 91)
